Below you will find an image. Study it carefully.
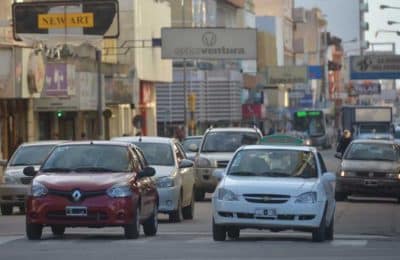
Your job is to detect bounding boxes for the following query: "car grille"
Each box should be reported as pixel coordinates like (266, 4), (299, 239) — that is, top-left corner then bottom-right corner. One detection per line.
(47, 211), (108, 221)
(217, 160), (229, 168)
(355, 172), (388, 178)
(20, 177), (33, 185)
(48, 189), (106, 202)
(243, 194), (290, 204)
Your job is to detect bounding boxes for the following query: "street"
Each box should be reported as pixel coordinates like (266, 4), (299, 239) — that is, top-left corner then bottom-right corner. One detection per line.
(0, 148), (399, 259)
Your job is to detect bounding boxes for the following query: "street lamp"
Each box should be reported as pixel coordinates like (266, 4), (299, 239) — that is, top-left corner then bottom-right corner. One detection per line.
(380, 5), (400, 10)
(375, 29), (400, 38)
(388, 20), (400, 26)
(342, 38), (358, 44)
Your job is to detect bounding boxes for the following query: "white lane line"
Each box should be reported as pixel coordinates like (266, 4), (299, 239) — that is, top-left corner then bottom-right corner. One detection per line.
(186, 237), (213, 244)
(331, 239), (368, 247)
(0, 236), (24, 245)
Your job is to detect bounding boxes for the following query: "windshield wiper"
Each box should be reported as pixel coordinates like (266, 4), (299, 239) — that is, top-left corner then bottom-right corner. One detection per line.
(73, 167), (119, 172)
(261, 172), (290, 177)
(42, 167), (72, 173)
(229, 171), (257, 176)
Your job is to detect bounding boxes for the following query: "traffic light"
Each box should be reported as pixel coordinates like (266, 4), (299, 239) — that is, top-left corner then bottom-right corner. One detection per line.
(56, 111), (64, 118)
(188, 93), (196, 112)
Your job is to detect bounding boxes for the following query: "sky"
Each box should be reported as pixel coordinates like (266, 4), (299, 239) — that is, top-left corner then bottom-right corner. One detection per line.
(295, 0), (400, 54)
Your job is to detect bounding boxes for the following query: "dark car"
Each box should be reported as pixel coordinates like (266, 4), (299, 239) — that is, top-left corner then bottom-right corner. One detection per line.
(335, 139), (400, 202)
(24, 141), (158, 240)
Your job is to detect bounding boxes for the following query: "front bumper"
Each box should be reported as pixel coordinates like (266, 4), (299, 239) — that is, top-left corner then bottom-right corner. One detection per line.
(157, 186), (180, 213)
(26, 194), (138, 227)
(337, 177), (400, 196)
(212, 197), (325, 230)
(195, 168), (219, 192)
(0, 184), (29, 206)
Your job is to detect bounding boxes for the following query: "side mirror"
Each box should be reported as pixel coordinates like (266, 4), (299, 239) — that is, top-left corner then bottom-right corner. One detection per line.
(213, 169), (225, 181)
(334, 153), (342, 159)
(179, 159), (194, 169)
(0, 159), (7, 167)
(188, 143), (199, 152)
(23, 166), (37, 177)
(322, 172), (336, 182)
(139, 166), (156, 178)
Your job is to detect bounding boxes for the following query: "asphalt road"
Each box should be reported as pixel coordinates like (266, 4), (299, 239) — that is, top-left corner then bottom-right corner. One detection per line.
(0, 148), (399, 260)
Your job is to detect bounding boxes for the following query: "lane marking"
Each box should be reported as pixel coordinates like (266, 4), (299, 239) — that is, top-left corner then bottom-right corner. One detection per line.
(0, 236), (24, 245)
(331, 239), (368, 247)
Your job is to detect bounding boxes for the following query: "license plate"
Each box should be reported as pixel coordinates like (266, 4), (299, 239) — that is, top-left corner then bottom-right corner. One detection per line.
(364, 179), (378, 186)
(255, 208), (276, 217)
(65, 206), (87, 216)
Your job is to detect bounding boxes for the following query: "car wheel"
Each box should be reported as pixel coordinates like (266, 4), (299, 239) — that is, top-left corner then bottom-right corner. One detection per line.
(227, 227), (240, 240)
(143, 206), (158, 236)
(182, 189), (195, 220)
(335, 192), (347, 201)
(1, 205), (13, 215)
(312, 209), (327, 242)
(194, 190), (205, 201)
(51, 225), (66, 237)
(26, 223), (43, 240)
(325, 217), (334, 241)
(124, 207), (140, 239)
(169, 194), (183, 223)
(212, 218), (226, 241)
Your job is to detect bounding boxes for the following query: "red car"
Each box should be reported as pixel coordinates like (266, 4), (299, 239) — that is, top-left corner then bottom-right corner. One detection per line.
(23, 141), (158, 240)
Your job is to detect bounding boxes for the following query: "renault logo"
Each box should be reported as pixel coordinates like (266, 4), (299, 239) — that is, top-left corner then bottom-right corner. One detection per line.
(369, 172), (374, 178)
(72, 190), (82, 202)
(202, 32), (217, 47)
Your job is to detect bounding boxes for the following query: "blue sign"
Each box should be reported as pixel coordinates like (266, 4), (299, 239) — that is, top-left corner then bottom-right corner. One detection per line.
(350, 55), (400, 80)
(308, 66), (323, 80)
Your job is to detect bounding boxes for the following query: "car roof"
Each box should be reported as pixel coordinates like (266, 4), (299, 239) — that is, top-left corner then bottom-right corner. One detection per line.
(112, 136), (174, 144)
(57, 141), (132, 147)
(19, 140), (67, 147)
(239, 144), (317, 153)
(351, 139), (395, 145)
(206, 127), (261, 133)
(183, 135), (203, 140)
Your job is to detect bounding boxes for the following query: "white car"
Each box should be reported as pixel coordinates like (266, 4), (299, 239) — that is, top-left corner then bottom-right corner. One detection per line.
(212, 144), (336, 242)
(112, 136), (196, 222)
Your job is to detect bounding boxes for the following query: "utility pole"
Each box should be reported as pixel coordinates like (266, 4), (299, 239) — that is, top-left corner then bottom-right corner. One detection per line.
(359, 0), (365, 56)
(181, 0), (188, 137)
(96, 49), (104, 139)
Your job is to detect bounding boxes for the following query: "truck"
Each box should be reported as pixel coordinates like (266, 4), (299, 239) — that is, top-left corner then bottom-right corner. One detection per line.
(341, 106), (393, 140)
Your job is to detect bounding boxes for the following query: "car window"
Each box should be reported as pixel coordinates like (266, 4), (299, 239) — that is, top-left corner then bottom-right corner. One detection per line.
(133, 146), (148, 169)
(9, 145), (55, 166)
(201, 132), (260, 153)
(130, 148), (143, 172)
(228, 149), (317, 178)
(182, 138), (202, 152)
(132, 142), (174, 166)
(345, 143), (396, 161)
(317, 152), (327, 173)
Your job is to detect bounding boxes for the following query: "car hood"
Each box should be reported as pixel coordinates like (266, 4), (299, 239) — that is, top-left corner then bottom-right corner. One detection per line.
(341, 160), (398, 172)
(222, 176), (318, 196)
(5, 165), (41, 177)
(35, 172), (134, 191)
(200, 152), (235, 164)
(151, 165), (176, 178)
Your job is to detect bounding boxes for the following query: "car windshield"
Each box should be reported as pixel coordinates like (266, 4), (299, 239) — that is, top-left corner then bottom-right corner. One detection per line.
(182, 137), (202, 153)
(41, 144), (132, 173)
(344, 143), (397, 161)
(227, 149), (318, 178)
(132, 142), (174, 166)
(201, 132), (260, 153)
(9, 145), (55, 166)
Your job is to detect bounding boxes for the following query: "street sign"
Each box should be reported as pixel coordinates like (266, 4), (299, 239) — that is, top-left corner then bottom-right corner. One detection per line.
(350, 55), (400, 79)
(38, 13), (94, 29)
(265, 66), (308, 85)
(161, 28), (257, 60)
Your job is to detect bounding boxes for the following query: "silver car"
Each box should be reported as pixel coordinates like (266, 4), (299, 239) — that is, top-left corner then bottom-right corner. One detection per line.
(112, 136), (196, 222)
(193, 127), (263, 201)
(0, 141), (64, 215)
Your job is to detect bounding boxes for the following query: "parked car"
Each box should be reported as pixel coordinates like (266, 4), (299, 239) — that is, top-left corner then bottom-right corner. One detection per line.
(112, 136), (195, 222)
(335, 139), (400, 202)
(194, 127), (263, 201)
(212, 144), (336, 242)
(24, 141), (158, 240)
(181, 135), (203, 160)
(0, 141), (64, 215)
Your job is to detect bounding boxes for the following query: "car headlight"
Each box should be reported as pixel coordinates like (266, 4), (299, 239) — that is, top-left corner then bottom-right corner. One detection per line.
(295, 192), (317, 204)
(106, 185), (132, 198)
(195, 157), (212, 168)
(29, 180), (48, 197)
(340, 171), (356, 177)
(217, 188), (239, 201)
(387, 173), (400, 180)
(156, 176), (175, 188)
(304, 139), (311, 146)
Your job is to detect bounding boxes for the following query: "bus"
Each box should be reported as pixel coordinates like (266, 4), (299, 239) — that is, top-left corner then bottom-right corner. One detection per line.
(291, 110), (334, 148)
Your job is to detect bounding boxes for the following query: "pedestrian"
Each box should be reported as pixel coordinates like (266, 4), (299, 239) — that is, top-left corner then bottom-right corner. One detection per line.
(336, 129), (352, 155)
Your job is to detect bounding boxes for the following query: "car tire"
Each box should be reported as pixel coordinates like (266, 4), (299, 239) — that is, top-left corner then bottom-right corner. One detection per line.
(212, 218), (226, 241)
(325, 217), (334, 241)
(194, 190), (205, 201)
(227, 227), (240, 240)
(182, 189), (195, 220)
(124, 207), (140, 239)
(51, 225), (66, 237)
(169, 195), (183, 223)
(143, 206), (158, 236)
(1, 205), (13, 215)
(335, 192), (347, 201)
(26, 223), (43, 240)
(312, 209), (327, 242)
